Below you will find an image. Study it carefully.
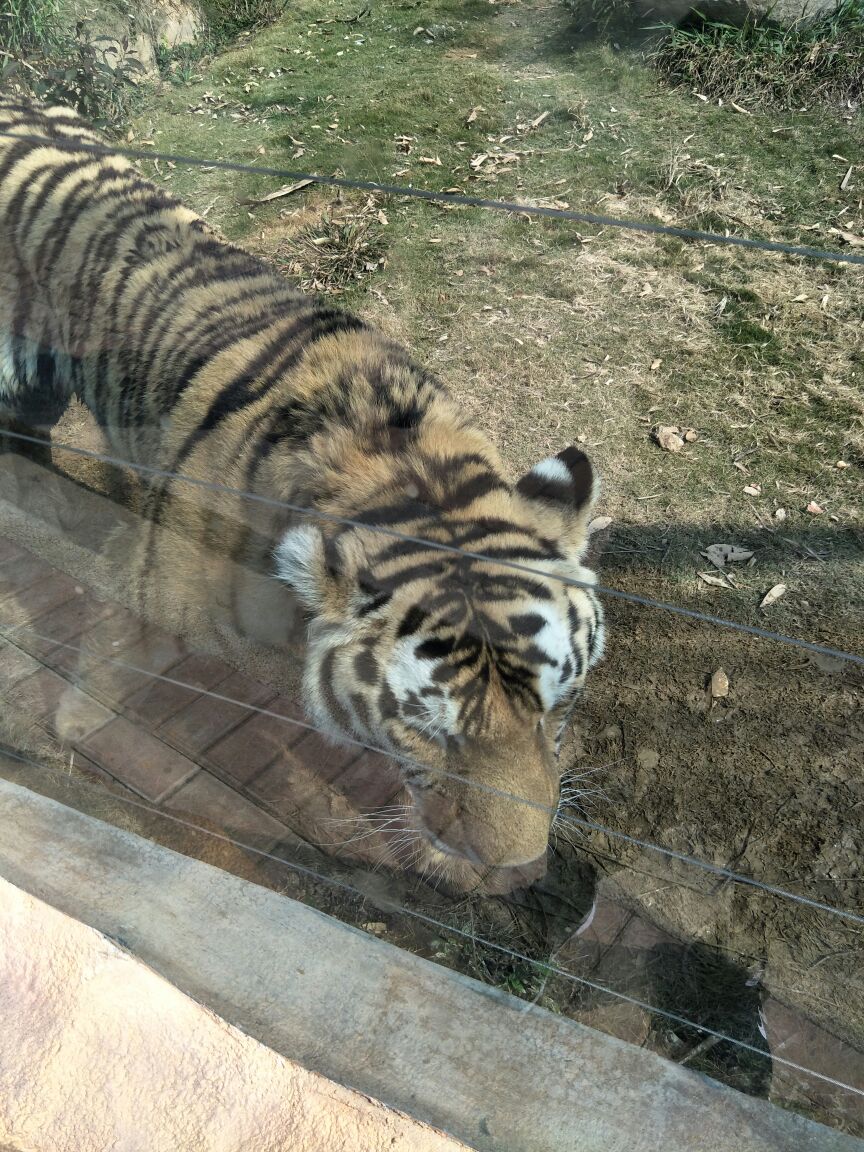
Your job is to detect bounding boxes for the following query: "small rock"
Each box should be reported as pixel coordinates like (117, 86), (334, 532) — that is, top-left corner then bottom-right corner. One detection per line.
(836, 460), (848, 469)
(684, 429), (699, 443)
(361, 921), (387, 936)
(710, 668), (730, 699)
(774, 507), (786, 521)
(653, 425), (684, 453)
(636, 747), (660, 770)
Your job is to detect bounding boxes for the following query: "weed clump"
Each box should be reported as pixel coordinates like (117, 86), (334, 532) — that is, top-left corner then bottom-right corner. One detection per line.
(198, 0), (287, 44)
(653, 1), (864, 109)
(274, 197), (388, 296)
(0, 0), (61, 56)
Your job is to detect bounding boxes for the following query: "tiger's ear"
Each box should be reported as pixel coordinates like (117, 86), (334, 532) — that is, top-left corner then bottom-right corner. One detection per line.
(517, 446), (598, 516)
(274, 524), (329, 612)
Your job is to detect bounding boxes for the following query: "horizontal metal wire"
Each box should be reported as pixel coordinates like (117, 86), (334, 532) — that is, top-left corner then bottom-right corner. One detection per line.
(1, 741), (862, 1103)
(2, 428), (861, 668)
(2, 129), (864, 267)
(2, 623), (863, 929)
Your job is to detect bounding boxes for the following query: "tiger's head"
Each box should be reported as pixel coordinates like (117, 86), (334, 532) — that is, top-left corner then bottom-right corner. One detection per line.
(274, 443), (604, 889)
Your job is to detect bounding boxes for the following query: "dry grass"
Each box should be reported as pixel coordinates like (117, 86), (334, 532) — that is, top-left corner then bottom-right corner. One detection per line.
(653, 2), (864, 110)
(267, 194), (388, 295)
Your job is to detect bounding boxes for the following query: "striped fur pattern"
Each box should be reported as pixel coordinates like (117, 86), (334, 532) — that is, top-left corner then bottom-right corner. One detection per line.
(0, 98), (605, 889)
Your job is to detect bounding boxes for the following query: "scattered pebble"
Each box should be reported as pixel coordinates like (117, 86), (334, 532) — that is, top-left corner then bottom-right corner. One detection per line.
(653, 424), (685, 453)
(636, 747), (660, 770)
(710, 668), (730, 699)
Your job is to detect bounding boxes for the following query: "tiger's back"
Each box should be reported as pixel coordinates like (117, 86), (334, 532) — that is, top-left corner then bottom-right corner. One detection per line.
(0, 98), (607, 893)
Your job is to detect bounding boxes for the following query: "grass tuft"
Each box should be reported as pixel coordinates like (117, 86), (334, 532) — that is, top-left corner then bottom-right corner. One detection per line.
(0, 0), (60, 56)
(271, 195), (388, 296)
(198, 0), (288, 45)
(653, 1), (864, 109)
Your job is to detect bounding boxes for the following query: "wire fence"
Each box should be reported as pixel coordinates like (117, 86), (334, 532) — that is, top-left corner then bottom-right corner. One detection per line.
(1, 610), (862, 927)
(0, 110), (862, 1127)
(2, 739), (862, 1103)
(2, 428), (861, 669)
(2, 129), (864, 268)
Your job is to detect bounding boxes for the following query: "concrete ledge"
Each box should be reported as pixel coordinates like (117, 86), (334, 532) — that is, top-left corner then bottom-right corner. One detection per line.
(0, 777), (861, 1152)
(0, 876), (466, 1152)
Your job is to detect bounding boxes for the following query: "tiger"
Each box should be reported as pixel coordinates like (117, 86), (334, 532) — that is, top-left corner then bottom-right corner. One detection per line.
(0, 97), (605, 893)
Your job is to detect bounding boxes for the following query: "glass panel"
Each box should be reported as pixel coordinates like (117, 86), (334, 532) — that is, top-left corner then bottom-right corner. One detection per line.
(1, 0), (863, 1141)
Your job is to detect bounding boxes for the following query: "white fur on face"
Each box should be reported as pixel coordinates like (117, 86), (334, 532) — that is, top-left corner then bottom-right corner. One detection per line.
(386, 638), (459, 742)
(534, 605), (578, 711)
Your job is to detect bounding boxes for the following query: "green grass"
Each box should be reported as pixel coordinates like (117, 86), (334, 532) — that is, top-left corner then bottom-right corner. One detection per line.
(0, 0), (60, 56)
(653, 1), (864, 109)
(199, 0), (289, 44)
(125, 1), (863, 609)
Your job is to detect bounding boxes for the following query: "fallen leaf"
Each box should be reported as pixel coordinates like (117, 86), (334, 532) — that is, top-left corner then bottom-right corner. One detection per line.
(710, 668), (730, 699)
(774, 507), (787, 522)
(760, 584), (787, 609)
(653, 425), (684, 453)
(743, 484), (761, 496)
(684, 429), (699, 443)
(698, 571), (732, 589)
(241, 178), (314, 205)
(417, 156), (442, 166)
(470, 153), (490, 171)
(588, 515), (613, 534)
(730, 101), (752, 116)
(377, 209), (388, 225)
(806, 501), (824, 515)
(529, 110), (550, 130)
(466, 105), (484, 124)
(702, 544), (755, 568)
(650, 358), (662, 372)
(828, 227), (864, 248)
(582, 128), (594, 143)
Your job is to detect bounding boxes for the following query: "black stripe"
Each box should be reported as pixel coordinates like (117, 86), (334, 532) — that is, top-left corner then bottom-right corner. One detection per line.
(36, 176), (168, 286)
(11, 157), (88, 240)
(0, 139), (41, 192)
(130, 245), (267, 383)
(509, 613), (546, 637)
(237, 313), (367, 485)
(397, 606), (426, 638)
(442, 472), (507, 509)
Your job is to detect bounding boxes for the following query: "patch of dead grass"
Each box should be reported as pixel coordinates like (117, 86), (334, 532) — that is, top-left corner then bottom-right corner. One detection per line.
(251, 192), (389, 295)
